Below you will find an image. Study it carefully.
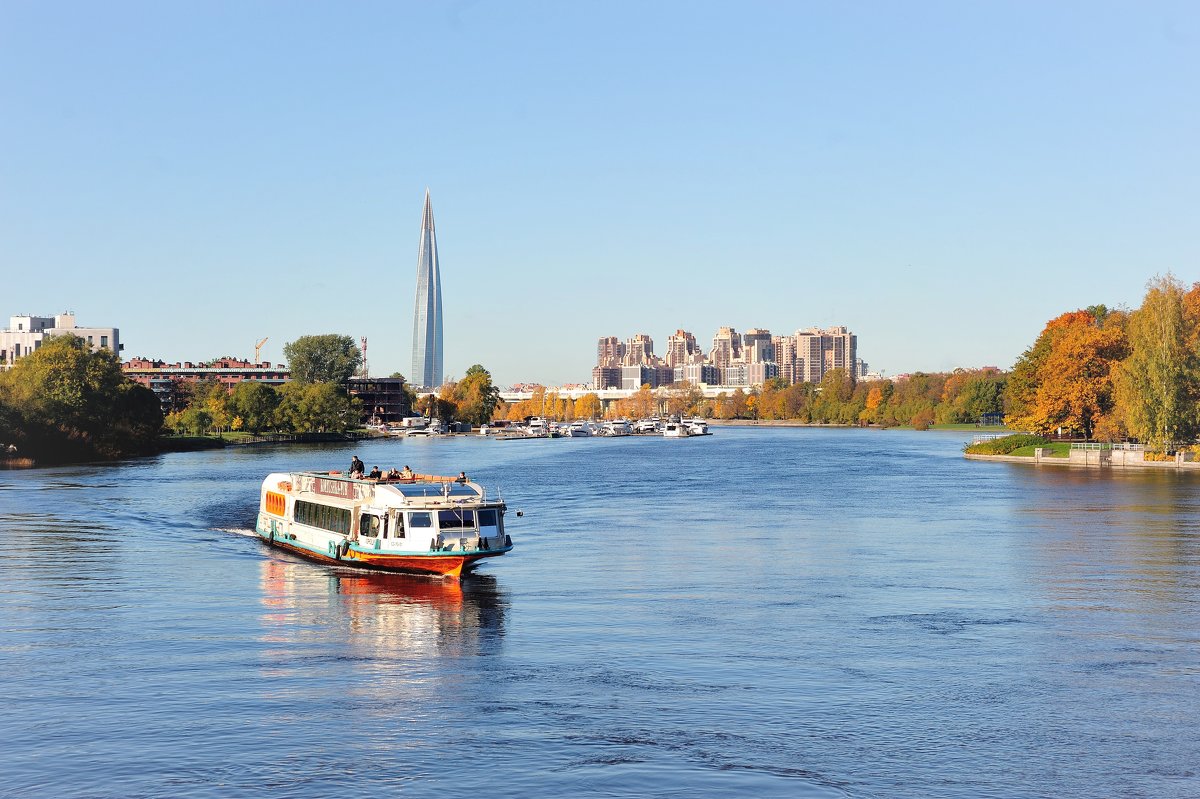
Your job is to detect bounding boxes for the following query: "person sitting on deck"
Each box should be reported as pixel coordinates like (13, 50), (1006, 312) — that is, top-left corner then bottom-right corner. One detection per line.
(399, 465), (414, 480)
(456, 471), (468, 483)
(386, 467), (402, 480)
(367, 466), (382, 480)
(349, 456), (365, 477)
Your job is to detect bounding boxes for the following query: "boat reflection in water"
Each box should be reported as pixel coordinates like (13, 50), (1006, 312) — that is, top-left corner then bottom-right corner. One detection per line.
(257, 555), (507, 683)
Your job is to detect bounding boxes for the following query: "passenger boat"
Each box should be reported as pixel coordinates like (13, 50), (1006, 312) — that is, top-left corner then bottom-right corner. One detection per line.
(255, 470), (514, 579)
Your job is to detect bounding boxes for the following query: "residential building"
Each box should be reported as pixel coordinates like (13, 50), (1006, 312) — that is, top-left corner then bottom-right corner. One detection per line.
(596, 336), (625, 367)
(123, 357), (290, 412)
(665, 329), (699, 367)
(621, 364), (654, 390)
(742, 328), (774, 363)
(592, 365), (621, 390)
(623, 333), (654, 366)
(709, 326), (741, 369)
(773, 334), (798, 384)
(1, 313), (120, 368)
(592, 324), (859, 389)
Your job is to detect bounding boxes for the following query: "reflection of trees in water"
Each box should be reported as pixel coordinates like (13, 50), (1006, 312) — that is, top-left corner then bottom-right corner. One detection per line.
(258, 557), (507, 669)
(1012, 468), (1200, 607)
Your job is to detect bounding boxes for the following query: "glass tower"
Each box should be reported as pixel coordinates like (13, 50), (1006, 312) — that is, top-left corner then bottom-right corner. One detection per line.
(411, 189), (443, 388)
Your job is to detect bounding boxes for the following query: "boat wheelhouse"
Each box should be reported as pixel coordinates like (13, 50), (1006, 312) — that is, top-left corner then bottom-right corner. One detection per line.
(256, 470), (513, 579)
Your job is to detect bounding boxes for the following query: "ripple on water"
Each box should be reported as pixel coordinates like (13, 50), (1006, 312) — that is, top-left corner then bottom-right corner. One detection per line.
(1, 429), (1199, 798)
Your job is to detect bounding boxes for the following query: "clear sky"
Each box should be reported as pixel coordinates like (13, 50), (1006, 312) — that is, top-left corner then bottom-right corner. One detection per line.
(2, 2), (1197, 386)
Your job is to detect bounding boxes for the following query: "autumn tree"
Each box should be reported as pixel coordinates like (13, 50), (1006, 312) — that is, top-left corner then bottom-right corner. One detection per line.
(574, 393), (602, 420)
(445, 364), (500, 425)
(1114, 275), (1200, 448)
(661, 382), (702, 417)
(1005, 309), (1128, 438)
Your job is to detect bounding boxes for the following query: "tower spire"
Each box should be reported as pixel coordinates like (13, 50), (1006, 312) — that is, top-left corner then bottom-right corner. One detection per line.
(411, 190), (443, 388)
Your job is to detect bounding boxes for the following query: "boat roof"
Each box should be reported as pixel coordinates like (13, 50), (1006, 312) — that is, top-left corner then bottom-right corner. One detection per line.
(274, 470), (491, 506)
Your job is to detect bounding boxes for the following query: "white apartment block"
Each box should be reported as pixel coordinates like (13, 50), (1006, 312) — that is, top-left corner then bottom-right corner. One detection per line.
(0, 313), (121, 368)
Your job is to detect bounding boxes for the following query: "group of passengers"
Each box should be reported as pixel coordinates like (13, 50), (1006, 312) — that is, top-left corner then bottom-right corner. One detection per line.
(348, 456), (414, 481)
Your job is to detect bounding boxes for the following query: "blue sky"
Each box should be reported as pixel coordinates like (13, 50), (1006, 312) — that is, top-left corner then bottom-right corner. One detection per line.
(2, 2), (1197, 386)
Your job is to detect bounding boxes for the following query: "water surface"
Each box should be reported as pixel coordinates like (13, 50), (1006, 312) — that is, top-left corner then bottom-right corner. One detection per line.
(1, 428), (1197, 797)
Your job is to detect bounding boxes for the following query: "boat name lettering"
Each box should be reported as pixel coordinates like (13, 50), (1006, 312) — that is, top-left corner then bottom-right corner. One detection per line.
(314, 479), (357, 499)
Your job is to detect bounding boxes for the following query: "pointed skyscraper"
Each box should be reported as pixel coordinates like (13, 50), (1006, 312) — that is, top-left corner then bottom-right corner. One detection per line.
(411, 189), (443, 388)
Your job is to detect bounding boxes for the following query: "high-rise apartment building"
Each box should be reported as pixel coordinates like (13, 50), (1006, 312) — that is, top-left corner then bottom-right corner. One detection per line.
(709, 326), (741, 369)
(596, 336), (625, 367)
(624, 333), (654, 366)
(742, 328), (774, 364)
(773, 334), (798, 384)
(665, 329), (698, 367)
(592, 324), (858, 389)
(411, 189), (443, 388)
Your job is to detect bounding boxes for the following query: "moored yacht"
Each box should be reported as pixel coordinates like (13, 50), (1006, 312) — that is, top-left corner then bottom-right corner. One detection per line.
(662, 419), (691, 438)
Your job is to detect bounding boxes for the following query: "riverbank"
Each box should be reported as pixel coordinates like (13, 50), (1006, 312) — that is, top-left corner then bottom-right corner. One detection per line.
(2, 431), (372, 469)
(965, 451), (1200, 470)
(711, 419), (1012, 432)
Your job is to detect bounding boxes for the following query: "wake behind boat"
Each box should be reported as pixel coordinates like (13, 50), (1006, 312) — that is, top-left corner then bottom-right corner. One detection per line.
(255, 467), (514, 579)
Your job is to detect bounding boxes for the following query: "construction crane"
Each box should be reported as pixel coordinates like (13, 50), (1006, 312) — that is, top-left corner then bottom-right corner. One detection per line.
(360, 337), (369, 379)
(254, 337), (268, 365)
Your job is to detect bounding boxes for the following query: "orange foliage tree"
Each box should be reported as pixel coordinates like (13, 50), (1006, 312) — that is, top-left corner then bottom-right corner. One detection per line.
(1005, 308), (1129, 438)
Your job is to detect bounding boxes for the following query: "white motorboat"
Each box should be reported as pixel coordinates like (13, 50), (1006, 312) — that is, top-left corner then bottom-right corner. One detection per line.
(662, 419), (691, 438)
(601, 419), (632, 436)
(563, 421), (592, 437)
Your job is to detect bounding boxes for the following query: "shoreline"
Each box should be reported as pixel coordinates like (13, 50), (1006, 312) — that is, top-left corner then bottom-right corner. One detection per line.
(964, 452), (1200, 471)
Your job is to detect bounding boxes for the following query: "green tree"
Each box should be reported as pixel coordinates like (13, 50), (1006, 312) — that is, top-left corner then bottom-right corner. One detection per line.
(230, 381), (280, 433)
(277, 382), (361, 432)
(1114, 275), (1200, 448)
(0, 334), (162, 461)
(283, 334), (362, 384)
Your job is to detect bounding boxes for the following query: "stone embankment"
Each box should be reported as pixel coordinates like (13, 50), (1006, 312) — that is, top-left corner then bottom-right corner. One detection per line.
(966, 447), (1200, 470)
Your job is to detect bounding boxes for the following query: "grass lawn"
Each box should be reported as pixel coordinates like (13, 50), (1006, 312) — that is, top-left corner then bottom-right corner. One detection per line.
(1008, 442), (1071, 457)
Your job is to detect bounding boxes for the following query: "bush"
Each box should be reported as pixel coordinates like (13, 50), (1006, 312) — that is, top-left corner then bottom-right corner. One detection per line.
(964, 434), (1050, 455)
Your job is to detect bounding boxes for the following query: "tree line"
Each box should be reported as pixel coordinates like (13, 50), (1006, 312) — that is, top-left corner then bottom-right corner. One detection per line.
(1004, 274), (1200, 449)
(165, 334), (366, 434)
(0, 335), (162, 463)
(493, 366), (1006, 430)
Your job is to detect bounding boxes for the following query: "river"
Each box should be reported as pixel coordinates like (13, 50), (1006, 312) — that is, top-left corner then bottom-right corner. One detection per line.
(1, 427), (1197, 798)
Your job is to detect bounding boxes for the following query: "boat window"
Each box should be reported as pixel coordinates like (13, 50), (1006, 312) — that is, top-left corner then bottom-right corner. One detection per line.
(478, 508), (501, 533)
(392, 510), (405, 539)
(408, 512), (432, 528)
(438, 509), (476, 530)
(359, 513), (381, 538)
(294, 500), (352, 536)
